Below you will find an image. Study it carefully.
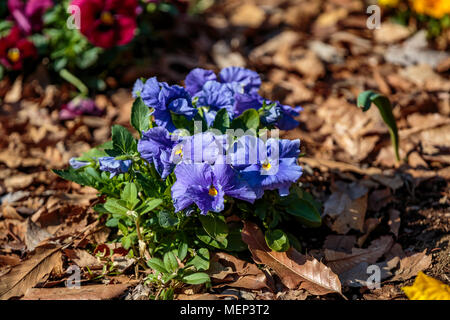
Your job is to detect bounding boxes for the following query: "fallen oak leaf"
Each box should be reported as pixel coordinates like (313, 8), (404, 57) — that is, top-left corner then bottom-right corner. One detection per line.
(241, 221), (342, 297)
(0, 244), (62, 300)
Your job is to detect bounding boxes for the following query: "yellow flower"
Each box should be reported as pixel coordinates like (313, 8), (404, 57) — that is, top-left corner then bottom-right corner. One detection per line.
(402, 272), (450, 300)
(411, 0), (450, 19)
(379, 0), (401, 7)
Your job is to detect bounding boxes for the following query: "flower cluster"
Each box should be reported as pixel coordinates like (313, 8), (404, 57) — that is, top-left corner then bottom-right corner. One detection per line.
(112, 67), (303, 215)
(134, 66), (303, 132)
(58, 67), (321, 273)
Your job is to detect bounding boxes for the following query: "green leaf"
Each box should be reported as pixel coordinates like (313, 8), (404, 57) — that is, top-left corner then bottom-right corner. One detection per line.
(122, 236), (132, 249)
(231, 108), (260, 132)
(265, 229), (290, 252)
(163, 251), (179, 273)
(157, 210), (180, 228)
(171, 113), (193, 132)
(111, 125), (136, 155)
(225, 227), (247, 252)
(285, 198), (322, 227)
(197, 215), (228, 249)
(121, 182), (138, 207)
(177, 242), (188, 261)
(182, 272), (210, 285)
(53, 168), (96, 188)
(186, 248), (209, 271)
(105, 218), (119, 227)
(212, 108), (230, 133)
(147, 258), (168, 274)
(104, 198), (130, 215)
(137, 198), (163, 215)
(357, 90), (400, 162)
(131, 97), (150, 136)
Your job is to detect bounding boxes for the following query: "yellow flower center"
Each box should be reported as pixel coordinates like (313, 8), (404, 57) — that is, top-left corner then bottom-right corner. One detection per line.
(7, 48), (20, 63)
(175, 147), (183, 157)
(100, 11), (115, 25)
(262, 161), (271, 170)
(208, 186), (218, 197)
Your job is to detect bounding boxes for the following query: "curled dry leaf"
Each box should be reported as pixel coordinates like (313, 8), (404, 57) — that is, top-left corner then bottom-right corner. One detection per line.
(241, 221), (342, 296)
(325, 236), (394, 275)
(208, 252), (270, 291)
(0, 244), (62, 300)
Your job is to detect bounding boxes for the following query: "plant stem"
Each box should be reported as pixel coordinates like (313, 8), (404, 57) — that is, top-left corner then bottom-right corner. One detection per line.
(59, 68), (89, 96)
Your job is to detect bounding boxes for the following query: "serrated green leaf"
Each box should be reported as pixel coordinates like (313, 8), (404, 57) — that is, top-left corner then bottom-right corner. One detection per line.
(147, 258), (168, 274)
(111, 125), (136, 155)
(198, 215), (228, 249)
(104, 198), (130, 215)
(121, 182), (138, 207)
(131, 97), (150, 136)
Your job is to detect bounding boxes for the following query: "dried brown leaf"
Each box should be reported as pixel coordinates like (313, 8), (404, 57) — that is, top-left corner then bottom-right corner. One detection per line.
(209, 252), (270, 291)
(242, 221), (342, 296)
(390, 249), (432, 282)
(22, 283), (132, 300)
(325, 236), (394, 275)
(0, 244), (62, 300)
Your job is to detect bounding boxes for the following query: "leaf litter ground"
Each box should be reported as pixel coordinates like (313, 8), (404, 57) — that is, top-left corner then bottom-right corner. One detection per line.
(0, 0), (449, 300)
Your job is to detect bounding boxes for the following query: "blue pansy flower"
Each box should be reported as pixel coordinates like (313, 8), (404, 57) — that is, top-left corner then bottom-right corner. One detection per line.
(154, 85), (197, 132)
(98, 157), (132, 178)
(132, 79), (145, 98)
(260, 100), (303, 131)
(184, 66), (261, 96)
(171, 162), (256, 215)
(138, 127), (180, 179)
(195, 81), (242, 123)
(218, 66), (261, 94)
(69, 157), (89, 169)
(230, 136), (302, 197)
(184, 68), (217, 96)
(171, 132), (229, 165)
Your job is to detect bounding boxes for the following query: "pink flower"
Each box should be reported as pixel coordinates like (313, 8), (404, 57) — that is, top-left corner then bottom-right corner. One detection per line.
(71, 0), (138, 49)
(8, 0), (53, 35)
(0, 26), (37, 70)
(59, 98), (103, 120)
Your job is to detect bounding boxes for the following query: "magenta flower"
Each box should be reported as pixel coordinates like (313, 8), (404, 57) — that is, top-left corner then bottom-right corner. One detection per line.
(8, 0), (53, 35)
(59, 98), (103, 120)
(71, 0), (138, 49)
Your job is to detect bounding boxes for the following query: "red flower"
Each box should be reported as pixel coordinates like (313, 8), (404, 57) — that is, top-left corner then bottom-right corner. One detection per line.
(0, 26), (37, 70)
(71, 0), (138, 49)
